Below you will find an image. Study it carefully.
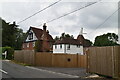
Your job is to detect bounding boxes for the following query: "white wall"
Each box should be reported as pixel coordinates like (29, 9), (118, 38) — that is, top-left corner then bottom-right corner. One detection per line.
(53, 44), (83, 55)
(53, 44), (65, 53)
(66, 45), (83, 55)
(26, 29), (38, 42)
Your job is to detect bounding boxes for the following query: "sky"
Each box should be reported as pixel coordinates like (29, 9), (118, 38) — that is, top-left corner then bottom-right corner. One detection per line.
(0, 0), (120, 43)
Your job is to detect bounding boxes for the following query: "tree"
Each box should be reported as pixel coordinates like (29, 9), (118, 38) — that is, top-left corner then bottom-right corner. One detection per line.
(84, 39), (93, 47)
(54, 33), (74, 41)
(14, 29), (27, 50)
(54, 36), (59, 41)
(1, 18), (26, 50)
(94, 33), (119, 46)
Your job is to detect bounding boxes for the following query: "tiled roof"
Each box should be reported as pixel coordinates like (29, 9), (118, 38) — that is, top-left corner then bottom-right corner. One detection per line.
(31, 27), (43, 40)
(28, 27), (53, 41)
(54, 37), (81, 45)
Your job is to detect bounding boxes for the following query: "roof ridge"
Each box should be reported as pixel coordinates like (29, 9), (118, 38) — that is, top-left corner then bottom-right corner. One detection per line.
(30, 26), (42, 30)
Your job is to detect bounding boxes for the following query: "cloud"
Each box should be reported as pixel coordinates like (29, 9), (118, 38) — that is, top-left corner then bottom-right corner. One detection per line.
(0, 1), (119, 42)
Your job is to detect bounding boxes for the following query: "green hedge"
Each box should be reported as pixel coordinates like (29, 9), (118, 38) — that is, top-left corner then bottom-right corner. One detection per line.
(0, 47), (14, 60)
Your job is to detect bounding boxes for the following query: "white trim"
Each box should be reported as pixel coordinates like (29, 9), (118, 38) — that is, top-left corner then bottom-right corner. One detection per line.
(23, 44), (24, 48)
(27, 43), (29, 48)
(33, 42), (35, 47)
(26, 29), (38, 42)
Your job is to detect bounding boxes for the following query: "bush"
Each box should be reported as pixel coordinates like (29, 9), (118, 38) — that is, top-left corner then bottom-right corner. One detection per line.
(1, 47), (14, 60)
(34, 41), (41, 52)
(0, 47), (2, 59)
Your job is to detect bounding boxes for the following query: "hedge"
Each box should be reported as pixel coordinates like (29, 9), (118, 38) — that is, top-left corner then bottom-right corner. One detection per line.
(0, 47), (14, 60)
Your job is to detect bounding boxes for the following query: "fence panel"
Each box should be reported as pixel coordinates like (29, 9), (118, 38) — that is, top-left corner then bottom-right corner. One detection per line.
(14, 50), (24, 63)
(87, 46), (120, 78)
(35, 52), (52, 67)
(14, 51), (87, 68)
(78, 55), (86, 68)
(14, 50), (34, 65)
(52, 54), (77, 67)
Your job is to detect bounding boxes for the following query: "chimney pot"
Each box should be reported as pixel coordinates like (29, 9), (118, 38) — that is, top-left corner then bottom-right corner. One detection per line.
(43, 23), (47, 31)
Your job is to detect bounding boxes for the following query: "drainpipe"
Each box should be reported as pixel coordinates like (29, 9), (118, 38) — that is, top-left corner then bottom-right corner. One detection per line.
(64, 44), (66, 53)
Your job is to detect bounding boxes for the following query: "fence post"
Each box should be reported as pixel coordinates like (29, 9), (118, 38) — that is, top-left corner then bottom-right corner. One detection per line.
(86, 48), (89, 73)
(52, 53), (54, 67)
(77, 53), (78, 67)
(34, 52), (36, 66)
(112, 46), (115, 77)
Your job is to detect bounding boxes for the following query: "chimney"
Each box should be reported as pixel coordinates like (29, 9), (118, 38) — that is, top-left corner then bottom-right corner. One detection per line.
(43, 23), (47, 31)
(47, 30), (49, 34)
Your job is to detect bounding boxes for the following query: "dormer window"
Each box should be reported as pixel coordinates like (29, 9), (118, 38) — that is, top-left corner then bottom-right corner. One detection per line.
(28, 31), (33, 40)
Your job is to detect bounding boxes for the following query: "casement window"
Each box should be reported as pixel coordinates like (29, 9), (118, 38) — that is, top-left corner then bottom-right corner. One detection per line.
(50, 42), (52, 48)
(23, 44), (24, 48)
(28, 31), (33, 40)
(55, 45), (57, 49)
(60, 44), (62, 49)
(77, 45), (80, 48)
(27, 43), (29, 48)
(33, 42), (35, 47)
(67, 44), (70, 50)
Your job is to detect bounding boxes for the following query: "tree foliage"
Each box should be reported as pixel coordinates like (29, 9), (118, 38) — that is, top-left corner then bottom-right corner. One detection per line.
(34, 40), (41, 52)
(1, 47), (14, 60)
(1, 18), (26, 50)
(54, 33), (74, 41)
(94, 33), (119, 46)
(84, 39), (93, 47)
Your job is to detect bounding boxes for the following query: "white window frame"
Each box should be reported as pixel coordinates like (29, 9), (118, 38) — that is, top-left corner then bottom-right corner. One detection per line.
(60, 44), (62, 49)
(77, 45), (80, 48)
(55, 45), (57, 49)
(67, 44), (70, 50)
(33, 42), (35, 47)
(23, 44), (24, 48)
(27, 43), (29, 48)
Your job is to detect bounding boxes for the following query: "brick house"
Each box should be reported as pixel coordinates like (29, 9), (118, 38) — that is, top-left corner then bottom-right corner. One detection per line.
(22, 23), (54, 52)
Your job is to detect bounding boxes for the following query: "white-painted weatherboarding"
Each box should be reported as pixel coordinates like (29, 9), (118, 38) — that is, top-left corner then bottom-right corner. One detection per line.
(26, 66), (79, 78)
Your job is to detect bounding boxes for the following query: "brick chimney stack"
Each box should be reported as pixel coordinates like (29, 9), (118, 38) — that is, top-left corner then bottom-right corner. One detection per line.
(43, 23), (47, 31)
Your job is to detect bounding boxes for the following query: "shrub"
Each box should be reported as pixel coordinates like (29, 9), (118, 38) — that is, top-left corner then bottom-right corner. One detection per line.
(34, 41), (41, 52)
(0, 47), (2, 59)
(1, 47), (14, 60)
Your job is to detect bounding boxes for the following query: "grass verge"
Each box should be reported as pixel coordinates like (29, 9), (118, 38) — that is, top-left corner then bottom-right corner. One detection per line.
(11, 60), (32, 66)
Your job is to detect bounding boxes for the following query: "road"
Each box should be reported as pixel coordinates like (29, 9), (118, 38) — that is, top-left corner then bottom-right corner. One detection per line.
(1, 60), (114, 80)
(1, 60), (79, 79)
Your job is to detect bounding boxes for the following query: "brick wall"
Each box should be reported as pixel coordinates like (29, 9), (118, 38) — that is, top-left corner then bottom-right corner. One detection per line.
(22, 42), (34, 50)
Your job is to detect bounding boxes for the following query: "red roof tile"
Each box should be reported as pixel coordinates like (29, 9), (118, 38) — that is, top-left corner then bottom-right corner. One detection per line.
(54, 37), (81, 45)
(28, 27), (53, 41)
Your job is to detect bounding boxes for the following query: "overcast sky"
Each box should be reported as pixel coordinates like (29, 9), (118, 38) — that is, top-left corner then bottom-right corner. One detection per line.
(0, 0), (120, 43)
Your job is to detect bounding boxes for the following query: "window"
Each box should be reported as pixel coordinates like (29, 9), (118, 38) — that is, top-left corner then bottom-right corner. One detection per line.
(27, 43), (29, 48)
(23, 44), (24, 48)
(77, 45), (80, 48)
(60, 44), (62, 49)
(33, 42), (35, 47)
(67, 44), (70, 50)
(28, 32), (33, 40)
(50, 42), (52, 48)
(55, 45), (57, 49)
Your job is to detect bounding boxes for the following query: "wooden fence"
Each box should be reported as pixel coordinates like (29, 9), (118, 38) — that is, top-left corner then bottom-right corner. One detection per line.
(14, 50), (34, 65)
(35, 52), (52, 67)
(87, 46), (120, 78)
(14, 51), (86, 68)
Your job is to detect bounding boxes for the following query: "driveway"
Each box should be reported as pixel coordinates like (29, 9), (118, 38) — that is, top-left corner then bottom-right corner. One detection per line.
(36, 67), (114, 80)
(36, 67), (89, 77)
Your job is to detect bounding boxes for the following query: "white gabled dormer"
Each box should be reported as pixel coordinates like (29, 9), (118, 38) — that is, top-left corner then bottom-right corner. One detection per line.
(26, 29), (38, 42)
